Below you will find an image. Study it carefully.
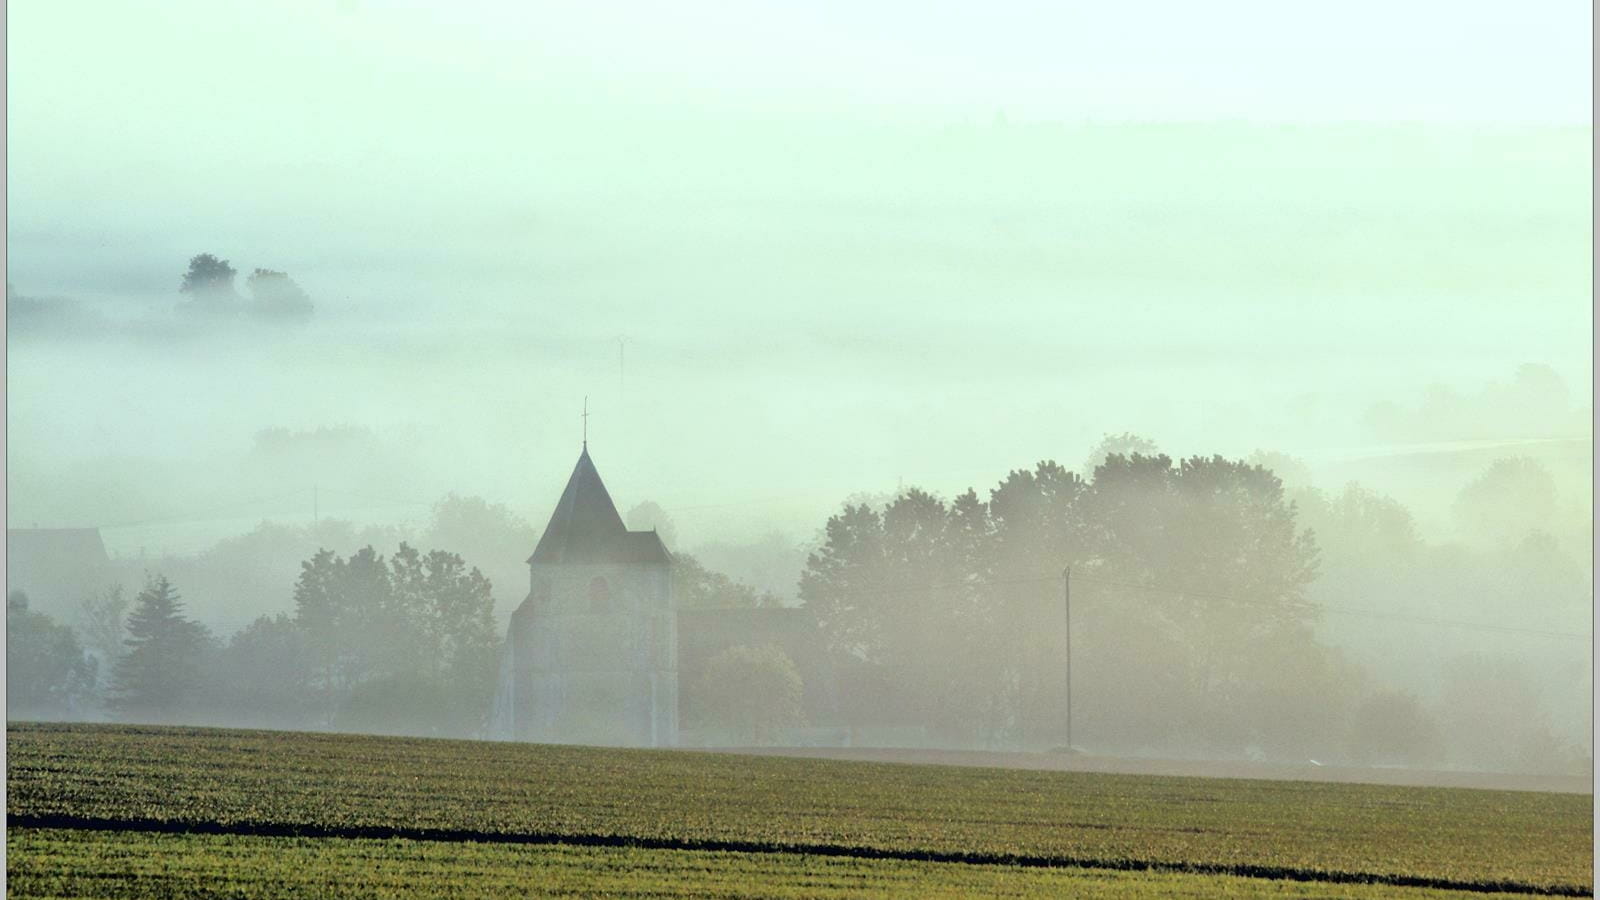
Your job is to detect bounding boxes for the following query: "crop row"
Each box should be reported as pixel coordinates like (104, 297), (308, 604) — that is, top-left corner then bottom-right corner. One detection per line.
(7, 723), (1592, 893)
(8, 828), (1556, 900)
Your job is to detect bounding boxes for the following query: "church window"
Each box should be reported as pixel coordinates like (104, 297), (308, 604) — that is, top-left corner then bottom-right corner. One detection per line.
(589, 576), (611, 613)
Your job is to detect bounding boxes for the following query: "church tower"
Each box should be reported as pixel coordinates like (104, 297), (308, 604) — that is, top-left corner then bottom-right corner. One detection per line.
(491, 446), (676, 746)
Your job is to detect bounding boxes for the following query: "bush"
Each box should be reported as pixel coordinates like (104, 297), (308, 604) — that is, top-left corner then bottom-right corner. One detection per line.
(1348, 690), (1442, 767)
(695, 644), (804, 745)
(334, 673), (454, 738)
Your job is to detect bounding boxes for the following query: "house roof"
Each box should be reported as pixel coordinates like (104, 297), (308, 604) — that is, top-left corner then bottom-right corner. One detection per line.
(528, 447), (671, 566)
(6, 527), (113, 608)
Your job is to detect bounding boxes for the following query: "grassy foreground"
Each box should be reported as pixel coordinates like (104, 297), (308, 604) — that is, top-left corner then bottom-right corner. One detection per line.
(9, 828), (1555, 900)
(7, 723), (1593, 896)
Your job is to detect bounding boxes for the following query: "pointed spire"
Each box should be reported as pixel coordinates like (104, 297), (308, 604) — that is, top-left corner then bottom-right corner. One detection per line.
(527, 447), (672, 566)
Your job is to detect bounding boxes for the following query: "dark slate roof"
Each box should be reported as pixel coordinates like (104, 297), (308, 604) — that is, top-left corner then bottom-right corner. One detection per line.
(528, 448), (672, 566)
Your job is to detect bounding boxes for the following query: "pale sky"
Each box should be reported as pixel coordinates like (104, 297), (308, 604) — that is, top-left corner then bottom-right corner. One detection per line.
(7, 1), (1593, 134)
(5, 0), (1592, 553)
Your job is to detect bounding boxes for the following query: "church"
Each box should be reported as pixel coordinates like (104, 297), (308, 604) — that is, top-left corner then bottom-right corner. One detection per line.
(490, 445), (678, 746)
(489, 444), (841, 748)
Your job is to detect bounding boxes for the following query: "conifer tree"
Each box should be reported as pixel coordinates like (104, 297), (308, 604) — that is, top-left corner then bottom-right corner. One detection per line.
(110, 575), (209, 721)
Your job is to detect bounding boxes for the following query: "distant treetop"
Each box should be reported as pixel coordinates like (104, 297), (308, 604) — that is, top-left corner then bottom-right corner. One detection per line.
(179, 253), (238, 302)
(177, 253), (314, 323)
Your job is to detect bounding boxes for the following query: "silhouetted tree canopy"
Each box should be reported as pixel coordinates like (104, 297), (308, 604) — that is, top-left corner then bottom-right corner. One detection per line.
(109, 576), (212, 721)
(1453, 456), (1559, 548)
(800, 454), (1322, 750)
(7, 591), (98, 716)
(674, 553), (781, 609)
(200, 614), (313, 730)
(292, 543), (498, 729)
(245, 268), (313, 321)
(1082, 432), (1159, 478)
(75, 584), (129, 677)
(178, 253), (238, 308)
(1348, 690), (1442, 766)
(694, 644), (804, 744)
(422, 494), (537, 610)
(625, 500), (678, 550)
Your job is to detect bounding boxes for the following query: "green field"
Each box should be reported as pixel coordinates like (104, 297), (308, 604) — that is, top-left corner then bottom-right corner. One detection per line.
(11, 829), (1562, 899)
(7, 723), (1593, 897)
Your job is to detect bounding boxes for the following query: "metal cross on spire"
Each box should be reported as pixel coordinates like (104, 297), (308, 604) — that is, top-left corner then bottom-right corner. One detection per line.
(582, 396), (589, 448)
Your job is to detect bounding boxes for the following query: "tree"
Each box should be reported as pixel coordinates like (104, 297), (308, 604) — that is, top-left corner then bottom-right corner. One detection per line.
(292, 543), (500, 734)
(1084, 454), (1320, 751)
(987, 460), (1091, 739)
(293, 546), (399, 704)
(1348, 690), (1442, 766)
(179, 517), (405, 634)
(800, 502), (888, 660)
(625, 501), (678, 550)
(178, 253), (238, 309)
(1245, 449), (1314, 492)
(390, 544), (499, 736)
(1296, 482), (1421, 568)
(800, 487), (1009, 741)
(1436, 654), (1582, 775)
(200, 614), (314, 730)
(245, 268), (313, 321)
(1364, 364), (1579, 444)
(389, 543), (498, 680)
(422, 494), (537, 611)
(1087, 454), (1319, 625)
(690, 531), (805, 600)
(109, 576), (211, 721)
(7, 591), (98, 716)
(75, 584), (130, 687)
(1083, 432), (1159, 479)
(332, 671), (456, 737)
(674, 553), (780, 609)
(1453, 457), (1559, 548)
(799, 453), (1324, 753)
(694, 644), (804, 744)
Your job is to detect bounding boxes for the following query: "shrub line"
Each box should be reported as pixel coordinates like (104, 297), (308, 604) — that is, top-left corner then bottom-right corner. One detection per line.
(9, 814), (1589, 897)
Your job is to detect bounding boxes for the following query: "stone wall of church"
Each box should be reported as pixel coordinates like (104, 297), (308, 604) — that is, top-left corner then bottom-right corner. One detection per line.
(500, 561), (676, 747)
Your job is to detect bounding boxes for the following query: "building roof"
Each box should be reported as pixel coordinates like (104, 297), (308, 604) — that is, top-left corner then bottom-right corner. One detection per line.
(6, 527), (113, 610)
(528, 447), (671, 566)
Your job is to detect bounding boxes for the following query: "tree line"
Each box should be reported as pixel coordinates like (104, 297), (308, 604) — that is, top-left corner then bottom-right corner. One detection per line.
(8, 509), (791, 738)
(8, 449), (1588, 772)
(9, 541), (498, 737)
(800, 452), (1328, 755)
(796, 449), (1588, 771)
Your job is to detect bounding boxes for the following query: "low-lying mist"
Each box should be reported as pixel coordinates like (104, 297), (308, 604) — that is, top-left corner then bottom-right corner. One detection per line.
(7, 1), (1590, 776)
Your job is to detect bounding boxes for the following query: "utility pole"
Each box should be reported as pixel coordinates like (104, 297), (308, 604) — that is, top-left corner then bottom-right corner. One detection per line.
(1063, 565), (1073, 750)
(313, 485), (319, 528)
